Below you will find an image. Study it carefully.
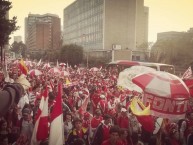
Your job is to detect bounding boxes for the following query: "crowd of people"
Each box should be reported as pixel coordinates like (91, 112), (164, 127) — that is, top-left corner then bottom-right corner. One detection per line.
(0, 60), (192, 145)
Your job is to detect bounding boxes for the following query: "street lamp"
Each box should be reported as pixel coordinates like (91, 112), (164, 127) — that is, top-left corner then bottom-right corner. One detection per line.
(86, 50), (89, 68)
(81, 34), (89, 68)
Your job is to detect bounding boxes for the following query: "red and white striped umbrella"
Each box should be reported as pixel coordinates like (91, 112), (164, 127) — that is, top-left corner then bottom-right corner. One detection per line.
(59, 63), (66, 67)
(28, 69), (42, 76)
(132, 71), (190, 118)
(89, 67), (99, 72)
(60, 71), (69, 76)
(132, 71), (189, 98)
(48, 67), (61, 75)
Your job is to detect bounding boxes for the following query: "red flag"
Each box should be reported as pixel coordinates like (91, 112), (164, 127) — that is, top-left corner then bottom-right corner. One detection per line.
(184, 78), (193, 97)
(36, 59), (42, 67)
(18, 59), (28, 75)
(49, 80), (54, 91)
(37, 88), (49, 140)
(31, 88), (49, 145)
(49, 83), (64, 145)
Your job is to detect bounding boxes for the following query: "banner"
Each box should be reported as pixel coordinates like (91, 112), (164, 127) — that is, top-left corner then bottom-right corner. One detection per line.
(143, 93), (189, 119)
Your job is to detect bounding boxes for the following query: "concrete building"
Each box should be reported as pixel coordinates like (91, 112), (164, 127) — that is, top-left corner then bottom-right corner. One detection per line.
(188, 28), (193, 33)
(25, 13), (61, 52)
(63, 0), (149, 62)
(63, 0), (148, 52)
(157, 31), (185, 41)
(14, 36), (22, 43)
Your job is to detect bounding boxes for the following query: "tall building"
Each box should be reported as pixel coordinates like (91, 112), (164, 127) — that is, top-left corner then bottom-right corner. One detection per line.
(63, 0), (149, 51)
(25, 13), (61, 52)
(14, 36), (22, 43)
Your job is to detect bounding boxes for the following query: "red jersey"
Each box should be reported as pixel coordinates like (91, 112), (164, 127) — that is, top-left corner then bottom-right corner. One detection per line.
(91, 93), (100, 106)
(102, 125), (111, 141)
(119, 139), (128, 145)
(169, 138), (180, 145)
(117, 116), (130, 129)
(101, 139), (122, 145)
(97, 100), (108, 114)
(91, 116), (103, 128)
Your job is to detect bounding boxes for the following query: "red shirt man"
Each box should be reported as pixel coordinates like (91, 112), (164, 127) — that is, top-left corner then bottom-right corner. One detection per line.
(101, 126), (122, 145)
(117, 108), (130, 129)
(91, 109), (103, 129)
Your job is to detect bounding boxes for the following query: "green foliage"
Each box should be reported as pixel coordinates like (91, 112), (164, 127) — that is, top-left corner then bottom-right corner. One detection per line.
(0, 0), (19, 47)
(150, 33), (193, 68)
(88, 57), (108, 68)
(43, 49), (60, 62)
(60, 44), (83, 66)
(10, 41), (27, 57)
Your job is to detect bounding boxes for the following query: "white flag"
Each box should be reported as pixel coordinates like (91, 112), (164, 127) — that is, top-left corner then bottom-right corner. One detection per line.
(181, 66), (192, 79)
(49, 83), (64, 145)
(37, 59), (42, 66)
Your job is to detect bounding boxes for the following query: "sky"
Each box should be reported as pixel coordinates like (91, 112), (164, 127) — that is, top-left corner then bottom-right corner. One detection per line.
(9, 0), (193, 44)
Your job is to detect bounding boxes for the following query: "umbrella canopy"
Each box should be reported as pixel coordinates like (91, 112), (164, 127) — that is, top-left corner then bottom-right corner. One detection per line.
(117, 66), (156, 92)
(59, 63), (66, 67)
(132, 71), (189, 99)
(60, 71), (69, 76)
(132, 71), (190, 119)
(28, 69), (42, 76)
(48, 67), (61, 75)
(89, 67), (99, 71)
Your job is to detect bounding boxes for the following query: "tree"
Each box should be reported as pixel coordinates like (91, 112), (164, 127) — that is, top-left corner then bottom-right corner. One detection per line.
(0, 0), (19, 61)
(60, 44), (83, 66)
(10, 41), (27, 58)
(151, 32), (193, 68)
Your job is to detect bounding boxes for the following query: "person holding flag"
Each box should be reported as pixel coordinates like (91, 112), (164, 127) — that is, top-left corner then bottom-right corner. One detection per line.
(18, 59), (28, 75)
(49, 83), (64, 145)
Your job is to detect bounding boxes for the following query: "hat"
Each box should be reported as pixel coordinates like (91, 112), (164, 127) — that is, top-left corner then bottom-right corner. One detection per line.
(121, 108), (127, 112)
(100, 94), (105, 99)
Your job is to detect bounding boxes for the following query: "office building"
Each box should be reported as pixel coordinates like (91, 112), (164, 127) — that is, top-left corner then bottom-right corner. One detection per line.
(63, 0), (149, 51)
(25, 13), (61, 52)
(14, 36), (22, 43)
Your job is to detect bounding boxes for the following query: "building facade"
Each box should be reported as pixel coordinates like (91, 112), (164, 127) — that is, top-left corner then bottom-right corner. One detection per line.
(25, 13), (61, 52)
(63, 0), (149, 52)
(14, 36), (22, 43)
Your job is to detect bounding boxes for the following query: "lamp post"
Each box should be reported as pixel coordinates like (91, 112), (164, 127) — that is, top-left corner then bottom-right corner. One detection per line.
(81, 34), (89, 68)
(86, 50), (89, 68)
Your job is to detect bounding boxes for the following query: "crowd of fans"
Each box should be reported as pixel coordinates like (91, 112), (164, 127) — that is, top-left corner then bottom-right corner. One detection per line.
(0, 61), (192, 145)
